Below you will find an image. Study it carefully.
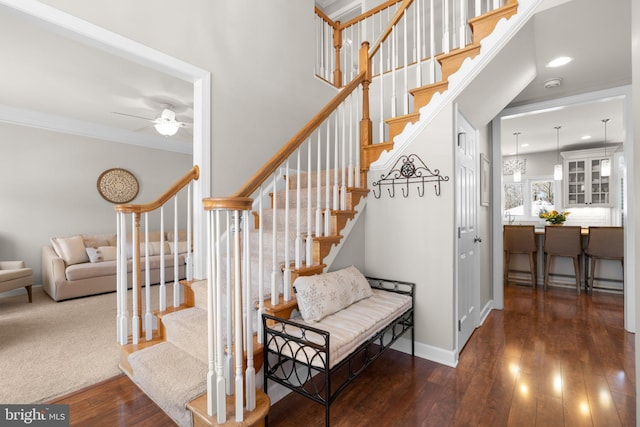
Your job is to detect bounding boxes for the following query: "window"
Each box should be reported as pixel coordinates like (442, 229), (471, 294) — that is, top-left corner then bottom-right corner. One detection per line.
(503, 176), (558, 219)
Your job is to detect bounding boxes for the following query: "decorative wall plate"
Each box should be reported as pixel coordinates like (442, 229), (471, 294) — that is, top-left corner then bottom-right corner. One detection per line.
(97, 168), (139, 204)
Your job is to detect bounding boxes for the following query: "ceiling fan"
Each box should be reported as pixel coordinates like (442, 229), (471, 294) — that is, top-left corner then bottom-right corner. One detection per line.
(112, 105), (191, 136)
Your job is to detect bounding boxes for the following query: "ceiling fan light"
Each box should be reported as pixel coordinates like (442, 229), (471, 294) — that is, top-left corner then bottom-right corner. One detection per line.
(155, 121), (179, 136)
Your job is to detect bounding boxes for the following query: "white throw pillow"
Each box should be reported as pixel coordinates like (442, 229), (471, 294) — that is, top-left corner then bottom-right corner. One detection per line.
(293, 266), (373, 322)
(85, 246), (118, 263)
(51, 235), (90, 265)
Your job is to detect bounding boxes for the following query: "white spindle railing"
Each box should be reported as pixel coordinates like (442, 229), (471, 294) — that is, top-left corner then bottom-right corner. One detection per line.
(115, 166), (199, 347)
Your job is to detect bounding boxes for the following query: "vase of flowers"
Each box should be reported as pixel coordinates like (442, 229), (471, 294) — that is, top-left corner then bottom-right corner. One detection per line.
(539, 209), (570, 225)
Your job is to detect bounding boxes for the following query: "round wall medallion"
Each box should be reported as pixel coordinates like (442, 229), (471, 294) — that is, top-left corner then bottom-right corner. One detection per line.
(97, 168), (139, 204)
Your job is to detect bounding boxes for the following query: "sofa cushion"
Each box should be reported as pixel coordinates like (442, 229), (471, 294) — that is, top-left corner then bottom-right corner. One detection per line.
(169, 241), (189, 255)
(167, 231), (189, 242)
(82, 233), (117, 248)
(293, 266), (373, 322)
(65, 254), (186, 281)
(51, 235), (90, 266)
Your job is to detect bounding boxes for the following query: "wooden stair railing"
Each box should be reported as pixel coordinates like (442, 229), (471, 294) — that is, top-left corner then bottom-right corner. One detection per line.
(195, 1), (522, 424)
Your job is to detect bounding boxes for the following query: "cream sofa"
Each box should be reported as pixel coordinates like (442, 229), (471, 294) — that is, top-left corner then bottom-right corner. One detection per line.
(42, 231), (187, 301)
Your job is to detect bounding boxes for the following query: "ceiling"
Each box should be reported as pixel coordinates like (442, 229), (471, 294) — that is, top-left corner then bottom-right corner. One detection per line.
(0, 0), (632, 156)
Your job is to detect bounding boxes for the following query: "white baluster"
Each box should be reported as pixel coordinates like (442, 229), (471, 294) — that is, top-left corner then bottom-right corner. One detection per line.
(403, 10), (409, 115)
(225, 211), (233, 396)
(144, 213), (152, 341)
(117, 213), (127, 345)
(131, 213), (139, 345)
(244, 210), (256, 411)
(257, 185), (264, 344)
(173, 196), (179, 308)
(391, 25), (398, 117)
(315, 132), (323, 248)
(159, 207), (166, 312)
(233, 211), (244, 422)
(429, 0), (436, 84)
(475, 0), (482, 18)
(271, 175), (278, 305)
(340, 105), (347, 210)
(458, 0), (466, 49)
(295, 150), (302, 270)
(379, 38), (385, 142)
(187, 182), (193, 281)
(443, 0), (450, 54)
(348, 94), (354, 189)
(324, 120), (331, 236)
(283, 161), (291, 302)
(333, 111), (339, 211)
(307, 142), (313, 265)
(206, 211), (218, 419)
(415, 0), (423, 88)
(355, 85), (361, 188)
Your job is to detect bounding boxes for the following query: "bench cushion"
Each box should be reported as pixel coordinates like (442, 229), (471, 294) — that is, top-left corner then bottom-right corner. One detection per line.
(293, 266), (373, 322)
(270, 289), (411, 369)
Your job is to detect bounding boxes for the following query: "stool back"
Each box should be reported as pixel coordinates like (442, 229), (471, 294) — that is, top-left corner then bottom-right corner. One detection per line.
(544, 226), (582, 256)
(504, 225), (536, 253)
(586, 227), (624, 259)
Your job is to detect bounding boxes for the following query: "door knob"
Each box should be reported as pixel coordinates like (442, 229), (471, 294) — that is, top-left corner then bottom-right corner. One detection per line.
(474, 236), (482, 243)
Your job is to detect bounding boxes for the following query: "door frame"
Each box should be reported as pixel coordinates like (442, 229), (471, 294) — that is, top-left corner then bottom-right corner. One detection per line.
(454, 105), (481, 357)
(490, 85), (635, 333)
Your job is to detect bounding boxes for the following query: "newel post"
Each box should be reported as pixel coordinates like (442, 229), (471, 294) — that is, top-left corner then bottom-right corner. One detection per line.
(359, 41), (372, 184)
(333, 22), (343, 87)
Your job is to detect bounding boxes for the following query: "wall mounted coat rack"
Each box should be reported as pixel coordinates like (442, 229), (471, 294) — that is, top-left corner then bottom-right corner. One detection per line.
(372, 154), (449, 199)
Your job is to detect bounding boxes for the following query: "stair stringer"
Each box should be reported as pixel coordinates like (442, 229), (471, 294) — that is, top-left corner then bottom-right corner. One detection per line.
(371, 0), (543, 172)
(316, 194), (368, 272)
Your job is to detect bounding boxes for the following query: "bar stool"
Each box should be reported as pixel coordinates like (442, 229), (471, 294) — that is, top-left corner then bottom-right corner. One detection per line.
(584, 226), (624, 295)
(543, 225), (582, 295)
(503, 225), (537, 288)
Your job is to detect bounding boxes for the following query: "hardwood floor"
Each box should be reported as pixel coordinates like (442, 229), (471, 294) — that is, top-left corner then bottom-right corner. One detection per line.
(51, 285), (635, 426)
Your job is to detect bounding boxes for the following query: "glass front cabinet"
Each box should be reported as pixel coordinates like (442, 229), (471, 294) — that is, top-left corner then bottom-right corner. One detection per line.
(562, 148), (613, 207)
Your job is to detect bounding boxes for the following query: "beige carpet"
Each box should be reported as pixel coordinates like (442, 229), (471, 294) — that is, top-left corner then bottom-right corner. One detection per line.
(0, 286), (171, 404)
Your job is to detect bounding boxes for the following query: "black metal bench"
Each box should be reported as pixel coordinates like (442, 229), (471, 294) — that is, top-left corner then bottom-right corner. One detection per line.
(263, 276), (415, 426)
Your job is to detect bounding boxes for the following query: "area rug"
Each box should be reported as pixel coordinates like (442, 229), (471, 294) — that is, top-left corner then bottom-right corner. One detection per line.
(0, 286), (171, 404)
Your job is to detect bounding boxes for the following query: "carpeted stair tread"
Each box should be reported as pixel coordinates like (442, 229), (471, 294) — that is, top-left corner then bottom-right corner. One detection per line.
(162, 308), (208, 363)
(128, 341), (206, 427)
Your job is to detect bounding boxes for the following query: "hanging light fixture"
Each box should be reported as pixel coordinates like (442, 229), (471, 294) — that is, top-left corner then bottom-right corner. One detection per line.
(513, 132), (522, 182)
(554, 126), (563, 180)
(600, 118), (611, 177)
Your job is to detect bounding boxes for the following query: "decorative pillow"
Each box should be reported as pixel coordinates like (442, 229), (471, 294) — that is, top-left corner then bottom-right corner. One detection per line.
(167, 230), (189, 242)
(169, 241), (189, 255)
(51, 235), (90, 265)
(82, 234), (116, 249)
(86, 246), (118, 263)
(293, 266), (373, 322)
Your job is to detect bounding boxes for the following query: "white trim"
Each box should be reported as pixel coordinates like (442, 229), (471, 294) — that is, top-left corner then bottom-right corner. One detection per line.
(391, 337), (458, 368)
(492, 85), (634, 332)
(0, 0), (212, 279)
(479, 299), (493, 326)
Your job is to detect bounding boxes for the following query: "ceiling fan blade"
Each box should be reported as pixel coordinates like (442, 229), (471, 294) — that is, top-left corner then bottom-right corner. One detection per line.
(111, 111), (155, 122)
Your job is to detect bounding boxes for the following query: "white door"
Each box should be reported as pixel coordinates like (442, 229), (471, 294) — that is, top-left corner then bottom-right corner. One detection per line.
(455, 110), (480, 354)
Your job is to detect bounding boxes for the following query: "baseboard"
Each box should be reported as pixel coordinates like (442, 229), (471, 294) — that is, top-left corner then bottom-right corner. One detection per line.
(479, 299), (494, 326)
(391, 336), (457, 368)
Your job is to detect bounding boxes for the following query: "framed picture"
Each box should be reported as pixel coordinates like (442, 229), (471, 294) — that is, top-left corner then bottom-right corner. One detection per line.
(480, 154), (490, 206)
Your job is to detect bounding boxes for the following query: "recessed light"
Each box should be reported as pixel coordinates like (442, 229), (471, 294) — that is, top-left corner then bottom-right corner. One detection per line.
(546, 56), (573, 68)
(521, 143), (529, 147)
(581, 135), (592, 140)
(508, 152), (516, 156)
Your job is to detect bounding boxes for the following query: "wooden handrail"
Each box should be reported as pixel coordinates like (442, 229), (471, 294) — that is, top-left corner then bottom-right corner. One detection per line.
(226, 72), (366, 200)
(368, 0), (414, 58)
(338, 0), (403, 31)
(314, 6), (337, 28)
(115, 165), (200, 214)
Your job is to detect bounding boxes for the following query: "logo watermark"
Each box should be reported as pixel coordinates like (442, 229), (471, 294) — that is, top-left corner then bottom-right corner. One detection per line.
(1, 405), (69, 426)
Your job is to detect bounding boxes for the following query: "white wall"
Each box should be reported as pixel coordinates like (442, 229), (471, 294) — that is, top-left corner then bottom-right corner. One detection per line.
(37, 0), (337, 196)
(0, 123), (191, 284)
(632, 0), (639, 419)
(365, 104), (455, 353)
(477, 124), (493, 312)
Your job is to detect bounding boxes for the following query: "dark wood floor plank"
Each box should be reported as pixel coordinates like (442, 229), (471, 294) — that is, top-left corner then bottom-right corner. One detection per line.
(48, 286), (634, 427)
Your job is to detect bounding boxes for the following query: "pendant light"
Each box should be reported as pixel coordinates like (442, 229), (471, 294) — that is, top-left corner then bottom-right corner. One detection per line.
(513, 132), (522, 182)
(600, 118), (611, 177)
(553, 126), (563, 180)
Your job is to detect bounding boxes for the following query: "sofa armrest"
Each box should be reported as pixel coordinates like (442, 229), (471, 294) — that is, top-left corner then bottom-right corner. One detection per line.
(42, 246), (68, 300)
(0, 261), (26, 270)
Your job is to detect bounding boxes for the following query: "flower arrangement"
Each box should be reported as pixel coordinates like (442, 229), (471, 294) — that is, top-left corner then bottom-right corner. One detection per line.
(539, 209), (570, 225)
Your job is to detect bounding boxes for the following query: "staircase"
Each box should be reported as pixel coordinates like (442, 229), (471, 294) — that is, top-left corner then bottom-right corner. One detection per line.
(115, 1), (533, 425)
